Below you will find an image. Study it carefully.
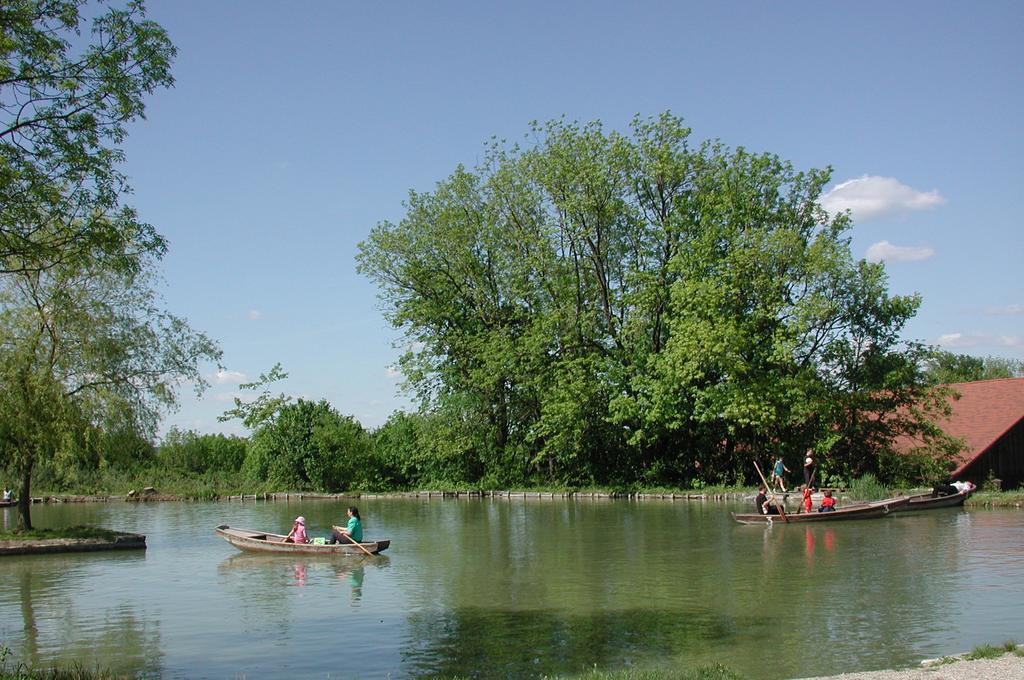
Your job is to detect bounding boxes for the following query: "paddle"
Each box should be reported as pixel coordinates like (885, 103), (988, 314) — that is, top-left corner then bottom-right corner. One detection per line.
(753, 461), (788, 523)
(332, 525), (375, 556)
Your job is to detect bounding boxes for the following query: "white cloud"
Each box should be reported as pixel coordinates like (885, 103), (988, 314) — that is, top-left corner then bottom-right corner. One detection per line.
(984, 304), (1024, 316)
(937, 332), (1023, 350)
(386, 366), (400, 378)
(820, 175), (945, 222)
(214, 391), (242, 402)
(214, 369), (248, 385)
(248, 309), (263, 320)
(865, 240), (935, 263)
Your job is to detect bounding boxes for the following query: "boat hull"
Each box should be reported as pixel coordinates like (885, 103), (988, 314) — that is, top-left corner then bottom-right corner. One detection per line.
(732, 496), (910, 524)
(215, 525), (390, 555)
(894, 489), (972, 511)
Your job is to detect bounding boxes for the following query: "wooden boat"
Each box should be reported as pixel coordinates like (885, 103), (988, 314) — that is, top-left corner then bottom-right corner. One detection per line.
(732, 496), (910, 524)
(215, 525), (390, 555)
(0, 499), (16, 508)
(893, 487), (973, 512)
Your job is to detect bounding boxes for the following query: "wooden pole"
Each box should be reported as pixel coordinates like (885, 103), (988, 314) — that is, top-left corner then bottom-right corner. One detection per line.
(332, 525), (375, 556)
(753, 461), (788, 523)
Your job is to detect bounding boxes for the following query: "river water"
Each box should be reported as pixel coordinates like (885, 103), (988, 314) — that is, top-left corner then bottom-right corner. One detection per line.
(0, 498), (1021, 679)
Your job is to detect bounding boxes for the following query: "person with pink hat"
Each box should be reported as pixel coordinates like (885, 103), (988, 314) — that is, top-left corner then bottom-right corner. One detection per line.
(284, 516), (308, 544)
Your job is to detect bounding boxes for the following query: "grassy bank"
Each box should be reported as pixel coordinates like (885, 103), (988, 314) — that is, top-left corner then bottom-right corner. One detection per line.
(19, 468), (1024, 507)
(0, 527), (129, 542)
(965, 490), (1024, 508)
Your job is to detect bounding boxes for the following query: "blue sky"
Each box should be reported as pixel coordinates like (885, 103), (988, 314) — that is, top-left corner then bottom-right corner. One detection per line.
(120, 1), (1023, 436)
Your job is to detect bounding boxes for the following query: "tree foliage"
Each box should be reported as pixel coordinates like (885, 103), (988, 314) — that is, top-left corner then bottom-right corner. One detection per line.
(242, 399), (369, 491)
(358, 113), (960, 487)
(218, 362), (292, 431)
(924, 350), (1024, 384)
(0, 2), (219, 528)
(158, 428), (246, 475)
(1, 0), (176, 275)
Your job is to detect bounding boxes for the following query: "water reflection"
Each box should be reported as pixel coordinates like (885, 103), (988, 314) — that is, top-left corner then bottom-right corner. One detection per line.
(401, 607), (745, 677)
(217, 552), (385, 602)
(1, 556), (161, 677)
(1, 500), (1020, 679)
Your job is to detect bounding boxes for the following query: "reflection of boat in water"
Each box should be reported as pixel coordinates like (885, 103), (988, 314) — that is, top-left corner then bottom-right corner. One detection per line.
(217, 550), (390, 573)
(732, 496), (910, 524)
(215, 525), (390, 555)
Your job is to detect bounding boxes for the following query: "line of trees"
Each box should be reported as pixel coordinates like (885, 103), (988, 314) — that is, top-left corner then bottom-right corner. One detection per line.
(357, 114), (964, 489)
(4, 5), (1006, 511)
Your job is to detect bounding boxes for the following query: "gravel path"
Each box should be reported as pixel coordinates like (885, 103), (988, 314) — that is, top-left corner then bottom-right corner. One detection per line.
(793, 653), (1024, 680)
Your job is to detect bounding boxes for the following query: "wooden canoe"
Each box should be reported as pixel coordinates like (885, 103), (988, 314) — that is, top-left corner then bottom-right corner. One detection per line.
(732, 496), (910, 524)
(893, 488), (973, 511)
(215, 525), (390, 555)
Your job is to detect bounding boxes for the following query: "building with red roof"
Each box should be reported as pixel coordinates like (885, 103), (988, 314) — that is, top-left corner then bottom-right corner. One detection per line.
(896, 377), (1024, 489)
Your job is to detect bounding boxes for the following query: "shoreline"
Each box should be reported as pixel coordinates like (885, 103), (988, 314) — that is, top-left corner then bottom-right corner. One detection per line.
(794, 650), (1024, 680)
(0, 530), (146, 556)
(9, 488), (1022, 507)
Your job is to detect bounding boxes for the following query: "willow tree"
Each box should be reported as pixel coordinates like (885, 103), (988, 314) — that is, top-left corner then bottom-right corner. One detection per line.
(0, 248), (220, 529)
(0, 2), (220, 528)
(358, 113), (957, 486)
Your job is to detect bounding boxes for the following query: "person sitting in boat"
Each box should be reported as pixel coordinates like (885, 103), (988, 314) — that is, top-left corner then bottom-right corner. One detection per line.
(755, 487), (779, 515)
(818, 490), (836, 512)
(284, 516), (308, 544)
(329, 506), (363, 544)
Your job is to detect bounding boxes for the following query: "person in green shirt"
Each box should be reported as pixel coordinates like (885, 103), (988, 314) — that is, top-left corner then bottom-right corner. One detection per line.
(330, 506), (363, 544)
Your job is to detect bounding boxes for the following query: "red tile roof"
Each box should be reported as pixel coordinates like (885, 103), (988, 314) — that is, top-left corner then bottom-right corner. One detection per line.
(910, 378), (1024, 475)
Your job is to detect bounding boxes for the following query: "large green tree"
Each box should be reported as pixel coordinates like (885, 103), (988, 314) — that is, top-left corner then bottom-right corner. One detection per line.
(243, 399), (369, 491)
(0, 1), (219, 528)
(358, 113), (958, 487)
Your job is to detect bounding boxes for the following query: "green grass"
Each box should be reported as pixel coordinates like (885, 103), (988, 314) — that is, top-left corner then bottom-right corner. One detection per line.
(963, 643), (1005, 661)
(846, 473), (890, 501)
(967, 490), (1024, 507)
(565, 664), (745, 679)
(0, 526), (127, 542)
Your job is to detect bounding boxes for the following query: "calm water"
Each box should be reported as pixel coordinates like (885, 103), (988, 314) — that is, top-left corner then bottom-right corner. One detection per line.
(1, 498), (1022, 679)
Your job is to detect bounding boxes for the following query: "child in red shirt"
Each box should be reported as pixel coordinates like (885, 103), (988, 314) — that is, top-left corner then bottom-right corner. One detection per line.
(801, 485), (813, 513)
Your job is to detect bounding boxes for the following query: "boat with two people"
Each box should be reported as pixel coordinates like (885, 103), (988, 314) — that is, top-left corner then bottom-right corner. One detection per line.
(215, 525), (390, 555)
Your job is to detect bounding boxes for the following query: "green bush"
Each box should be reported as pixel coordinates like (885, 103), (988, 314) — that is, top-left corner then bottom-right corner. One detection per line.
(157, 428), (246, 475)
(243, 399), (371, 491)
(847, 472), (889, 501)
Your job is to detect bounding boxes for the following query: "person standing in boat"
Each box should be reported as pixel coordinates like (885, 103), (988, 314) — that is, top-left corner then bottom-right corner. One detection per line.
(770, 456), (791, 492)
(330, 506), (363, 544)
(803, 448), (816, 489)
(284, 516), (308, 543)
(755, 487), (779, 515)
(2, 487), (11, 502)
